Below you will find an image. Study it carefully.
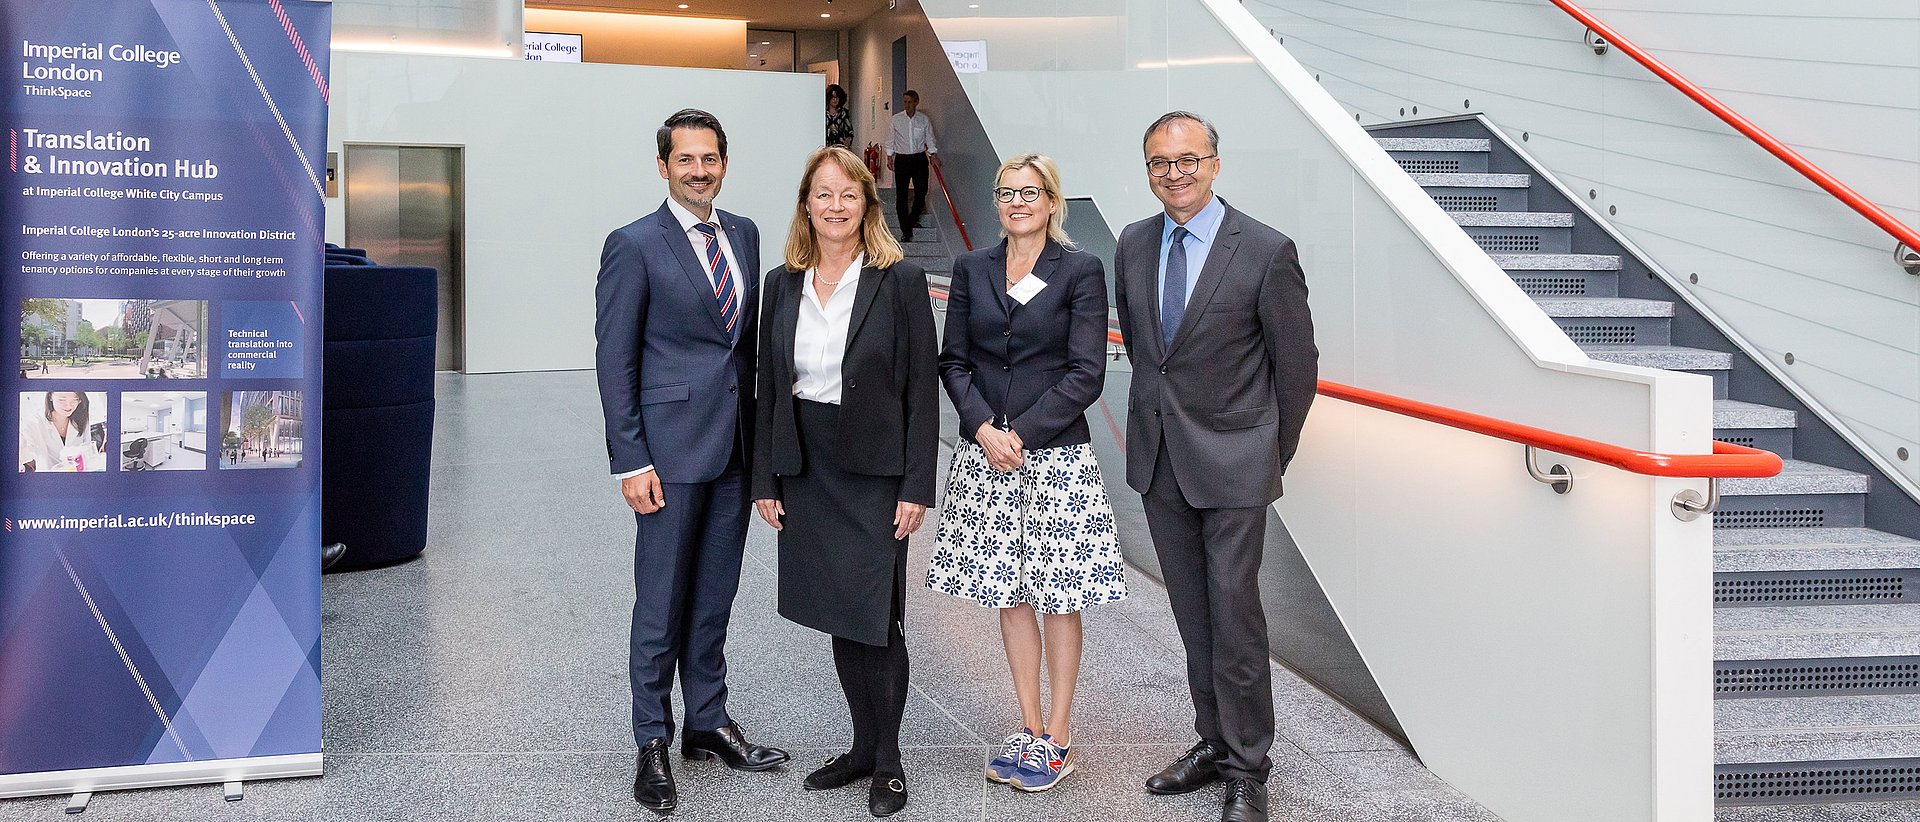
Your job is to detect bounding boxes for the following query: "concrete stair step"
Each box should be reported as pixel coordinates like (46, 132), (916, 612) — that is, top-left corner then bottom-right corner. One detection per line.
(1717, 701), (1920, 765)
(1452, 211), (1573, 227)
(1715, 400), (1797, 430)
(1715, 528), (1920, 573)
(1721, 460), (1869, 497)
(1491, 253), (1621, 271)
(1718, 694), (1920, 737)
(1376, 137), (1491, 152)
(899, 240), (947, 257)
(1534, 296), (1674, 318)
(1410, 172), (1530, 188)
(1585, 344), (1731, 371)
(1715, 603), (1920, 660)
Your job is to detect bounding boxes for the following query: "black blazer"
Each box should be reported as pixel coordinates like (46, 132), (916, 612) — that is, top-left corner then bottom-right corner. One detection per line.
(940, 239), (1108, 450)
(753, 260), (941, 506)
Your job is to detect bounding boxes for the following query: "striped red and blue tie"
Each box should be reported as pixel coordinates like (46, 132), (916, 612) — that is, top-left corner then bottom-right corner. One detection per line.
(693, 223), (739, 341)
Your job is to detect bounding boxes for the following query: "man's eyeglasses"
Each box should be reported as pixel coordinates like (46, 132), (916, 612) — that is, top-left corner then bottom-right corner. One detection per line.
(1145, 154), (1216, 178)
(994, 186), (1044, 204)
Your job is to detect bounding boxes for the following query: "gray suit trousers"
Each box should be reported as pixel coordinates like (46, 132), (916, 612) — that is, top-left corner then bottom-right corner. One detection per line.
(1143, 440), (1275, 781)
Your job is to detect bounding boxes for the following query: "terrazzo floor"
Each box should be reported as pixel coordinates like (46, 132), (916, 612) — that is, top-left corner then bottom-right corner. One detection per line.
(3, 370), (1901, 820)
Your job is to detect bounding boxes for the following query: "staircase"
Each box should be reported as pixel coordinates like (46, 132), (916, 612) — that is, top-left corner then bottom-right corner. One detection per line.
(1373, 117), (1920, 812)
(877, 186), (961, 276)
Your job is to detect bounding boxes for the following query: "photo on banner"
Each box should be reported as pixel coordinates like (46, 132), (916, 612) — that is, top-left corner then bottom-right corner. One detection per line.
(16, 391), (109, 473)
(120, 391), (209, 471)
(18, 298), (207, 379)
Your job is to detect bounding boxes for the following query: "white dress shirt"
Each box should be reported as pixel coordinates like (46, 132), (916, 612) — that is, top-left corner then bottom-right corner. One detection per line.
(886, 111), (938, 156)
(793, 255), (865, 404)
(665, 197), (744, 298)
(615, 199), (747, 481)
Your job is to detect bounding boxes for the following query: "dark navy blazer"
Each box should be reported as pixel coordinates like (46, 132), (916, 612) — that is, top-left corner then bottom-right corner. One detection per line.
(594, 201), (760, 484)
(939, 238), (1109, 451)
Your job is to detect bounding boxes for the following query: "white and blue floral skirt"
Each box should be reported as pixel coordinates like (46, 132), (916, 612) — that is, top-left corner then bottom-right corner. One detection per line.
(927, 440), (1128, 614)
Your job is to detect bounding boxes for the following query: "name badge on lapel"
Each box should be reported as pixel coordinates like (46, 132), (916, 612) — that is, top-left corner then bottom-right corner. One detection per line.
(1007, 275), (1047, 305)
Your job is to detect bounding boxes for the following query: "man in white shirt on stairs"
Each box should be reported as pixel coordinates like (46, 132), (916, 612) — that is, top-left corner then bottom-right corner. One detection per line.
(885, 89), (939, 243)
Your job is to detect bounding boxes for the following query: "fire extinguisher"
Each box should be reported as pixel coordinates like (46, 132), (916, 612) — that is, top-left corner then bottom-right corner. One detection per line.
(863, 143), (881, 175)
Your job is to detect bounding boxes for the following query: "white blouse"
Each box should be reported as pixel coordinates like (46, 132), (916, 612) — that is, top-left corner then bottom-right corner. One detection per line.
(793, 255), (865, 404)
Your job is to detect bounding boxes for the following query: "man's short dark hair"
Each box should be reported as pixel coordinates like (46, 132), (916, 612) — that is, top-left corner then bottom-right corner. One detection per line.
(1142, 111), (1219, 154)
(656, 108), (728, 162)
(903, 89), (919, 102)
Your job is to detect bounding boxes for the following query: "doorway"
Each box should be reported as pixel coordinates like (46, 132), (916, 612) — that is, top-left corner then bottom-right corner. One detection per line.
(342, 144), (466, 372)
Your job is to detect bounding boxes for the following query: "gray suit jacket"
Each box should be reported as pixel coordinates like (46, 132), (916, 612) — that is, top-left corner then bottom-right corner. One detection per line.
(1113, 199), (1318, 508)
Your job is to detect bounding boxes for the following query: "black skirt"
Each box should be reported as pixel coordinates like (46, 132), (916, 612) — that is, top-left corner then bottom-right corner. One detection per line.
(777, 399), (907, 647)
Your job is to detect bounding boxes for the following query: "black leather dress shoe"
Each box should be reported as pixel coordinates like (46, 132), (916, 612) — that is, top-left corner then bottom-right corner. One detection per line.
(1146, 740), (1225, 795)
(868, 771), (907, 817)
(320, 542), (347, 572)
(634, 738), (676, 813)
(1221, 777), (1269, 822)
(682, 720), (790, 771)
(805, 753), (874, 791)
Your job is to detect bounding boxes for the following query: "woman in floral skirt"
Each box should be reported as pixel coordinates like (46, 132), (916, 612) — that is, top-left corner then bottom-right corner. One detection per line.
(927, 152), (1127, 793)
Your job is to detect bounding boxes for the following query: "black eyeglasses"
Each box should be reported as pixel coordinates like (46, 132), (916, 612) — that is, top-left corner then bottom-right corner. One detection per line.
(994, 186), (1044, 204)
(1145, 154), (1216, 177)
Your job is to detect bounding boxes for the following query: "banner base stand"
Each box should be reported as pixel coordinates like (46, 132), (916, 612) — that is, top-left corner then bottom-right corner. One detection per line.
(0, 754), (321, 800)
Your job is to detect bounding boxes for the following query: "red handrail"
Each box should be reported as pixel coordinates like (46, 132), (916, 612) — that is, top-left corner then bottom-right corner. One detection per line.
(929, 163), (974, 251)
(1548, 0), (1920, 254)
(929, 284), (1780, 480)
(1318, 380), (1781, 478)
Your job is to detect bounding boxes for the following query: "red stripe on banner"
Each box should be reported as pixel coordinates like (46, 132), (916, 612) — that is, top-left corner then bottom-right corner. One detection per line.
(269, 0), (329, 103)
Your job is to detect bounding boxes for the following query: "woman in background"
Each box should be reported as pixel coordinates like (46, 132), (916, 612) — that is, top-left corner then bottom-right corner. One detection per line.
(927, 153), (1127, 792)
(825, 83), (854, 150)
(753, 145), (939, 817)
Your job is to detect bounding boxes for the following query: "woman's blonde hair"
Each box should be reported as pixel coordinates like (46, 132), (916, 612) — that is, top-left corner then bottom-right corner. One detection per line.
(784, 146), (904, 271)
(995, 152), (1072, 247)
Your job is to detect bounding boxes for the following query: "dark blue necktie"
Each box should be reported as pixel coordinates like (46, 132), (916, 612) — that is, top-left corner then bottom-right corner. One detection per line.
(693, 223), (739, 341)
(1162, 226), (1191, 350)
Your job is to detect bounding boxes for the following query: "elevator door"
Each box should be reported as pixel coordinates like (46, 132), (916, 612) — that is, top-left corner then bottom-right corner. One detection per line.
(343, 145), (465, 372)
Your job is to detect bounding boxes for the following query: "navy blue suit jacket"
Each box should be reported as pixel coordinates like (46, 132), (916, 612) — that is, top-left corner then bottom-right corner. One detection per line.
(939, 239), (1109, 451)
(595, 201), (760, 484)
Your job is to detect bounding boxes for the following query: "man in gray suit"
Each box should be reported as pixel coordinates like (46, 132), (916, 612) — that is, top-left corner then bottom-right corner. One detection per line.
(1113, 111), (1318, 822)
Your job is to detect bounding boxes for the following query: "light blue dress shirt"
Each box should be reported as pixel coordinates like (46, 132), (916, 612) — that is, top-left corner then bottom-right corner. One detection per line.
(1157, 195), (1226, 313)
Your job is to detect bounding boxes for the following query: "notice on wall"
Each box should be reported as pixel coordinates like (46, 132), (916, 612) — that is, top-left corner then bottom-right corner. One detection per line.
(1, 0), (328, 798)
(942, 39), (988, 74)
(524, 31), (584, 62)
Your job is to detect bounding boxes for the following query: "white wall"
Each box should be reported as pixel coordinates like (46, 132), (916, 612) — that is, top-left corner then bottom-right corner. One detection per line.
(1246, 0), (1920, 497)
(920, 0), (1714, 818)
(324, 54), (822, 373)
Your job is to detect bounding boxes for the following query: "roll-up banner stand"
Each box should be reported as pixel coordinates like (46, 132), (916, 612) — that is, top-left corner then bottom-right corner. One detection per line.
(0, 0), (329, 799)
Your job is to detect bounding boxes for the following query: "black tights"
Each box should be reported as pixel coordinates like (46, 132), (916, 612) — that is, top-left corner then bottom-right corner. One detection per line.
(832, 571), (909, 775)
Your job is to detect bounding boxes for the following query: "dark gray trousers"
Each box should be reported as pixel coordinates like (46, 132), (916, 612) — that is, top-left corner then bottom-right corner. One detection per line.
(1142, 441), (1275, 781)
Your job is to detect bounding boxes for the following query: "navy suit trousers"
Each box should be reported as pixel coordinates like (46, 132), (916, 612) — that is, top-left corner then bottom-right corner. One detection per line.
(629, 448), (748, 744)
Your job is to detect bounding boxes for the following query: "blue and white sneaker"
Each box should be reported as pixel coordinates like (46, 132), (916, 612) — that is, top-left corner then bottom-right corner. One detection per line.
(986, 729), (1035, 783)
(1010, 735), (1074, 792)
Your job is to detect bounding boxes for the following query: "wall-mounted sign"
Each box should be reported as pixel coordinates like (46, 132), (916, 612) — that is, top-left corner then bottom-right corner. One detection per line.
(941, 39), (987, 74)
(524, 31), (583, 62)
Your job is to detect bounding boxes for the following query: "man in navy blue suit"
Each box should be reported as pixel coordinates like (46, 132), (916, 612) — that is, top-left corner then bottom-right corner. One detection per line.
(595, 109), (788, 814)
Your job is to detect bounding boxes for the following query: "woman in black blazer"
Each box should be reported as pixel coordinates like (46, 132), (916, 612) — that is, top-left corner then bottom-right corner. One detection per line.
(751, 145), (939, 817)
(927, 153), (1127, 793)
